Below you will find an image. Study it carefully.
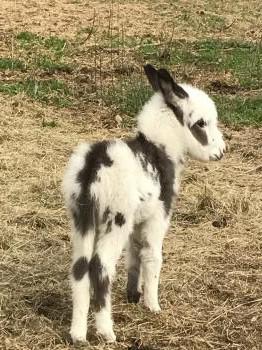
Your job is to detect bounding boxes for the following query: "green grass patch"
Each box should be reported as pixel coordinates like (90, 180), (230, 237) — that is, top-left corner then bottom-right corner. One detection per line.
(100, 76), (261, 128)
(16, 31), (40, 44)
(201, 13), (226, 30)
(92, 30), (139, 49)
(42, 119), (58, 128)
(44, 36), (66, 52)
(0, 57), (25, 70)
(0, 79), (71, 107)
(138, 38), (159, 59)
(215, 95), (262, 126)
(171, 40), (261, 89)
(136, 37), (173, 64)
(16, 32), (67, 58)
(101, 80), (152, 126)
(137, 39), (261, 89)
(3, 32), (71, 75)
(36, 56), (72, 73)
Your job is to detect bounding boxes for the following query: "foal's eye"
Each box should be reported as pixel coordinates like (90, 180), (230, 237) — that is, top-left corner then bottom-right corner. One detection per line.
(196, 119), (206, 128)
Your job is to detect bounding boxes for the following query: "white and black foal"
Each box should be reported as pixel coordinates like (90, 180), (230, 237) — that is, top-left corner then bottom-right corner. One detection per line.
(62, 65), (226, 343)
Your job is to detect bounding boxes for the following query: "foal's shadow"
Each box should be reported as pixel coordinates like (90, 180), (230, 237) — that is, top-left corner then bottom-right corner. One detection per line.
(24, 291), (71, 322)
(23, 290), (107, 345)
(23, 290), (72, 344)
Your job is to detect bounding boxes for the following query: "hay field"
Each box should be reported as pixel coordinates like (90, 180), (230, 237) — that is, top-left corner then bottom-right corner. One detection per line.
(1, 1), (261, 349)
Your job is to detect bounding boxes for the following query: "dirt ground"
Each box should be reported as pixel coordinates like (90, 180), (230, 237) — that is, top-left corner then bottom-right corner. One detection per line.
(1, 1), (261, 350)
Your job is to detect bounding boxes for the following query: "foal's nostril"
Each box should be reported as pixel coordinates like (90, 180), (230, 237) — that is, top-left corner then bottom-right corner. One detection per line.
(218, 152), (224, 160)
(214, 152), (224, 160)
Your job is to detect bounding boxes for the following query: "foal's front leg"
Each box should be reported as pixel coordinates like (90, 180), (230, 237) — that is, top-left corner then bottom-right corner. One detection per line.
(70, 229), (94, 343)
(140, 209), (170, 312)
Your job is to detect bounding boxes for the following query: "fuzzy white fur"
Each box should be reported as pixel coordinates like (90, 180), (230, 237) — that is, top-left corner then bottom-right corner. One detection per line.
(62, 79), (225, 343)
(139, 87), (225, 163)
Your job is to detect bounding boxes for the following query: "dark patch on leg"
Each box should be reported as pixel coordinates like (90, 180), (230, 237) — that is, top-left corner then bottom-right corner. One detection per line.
(127, 133), (174, 215)
(127, 267), (141, 303)
(127, 228), (143, 303)
(72, 141), (113, 235)
(115, 212), (126, 226)
(72, 257), (89, 281)
(89, 254), (110, 311)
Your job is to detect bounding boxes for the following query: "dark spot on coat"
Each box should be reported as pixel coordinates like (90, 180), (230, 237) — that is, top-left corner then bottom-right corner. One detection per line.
(166, 101), (184, 125)
(72, 141), (113, 235)
(115, 212), (126, 226)
(137, 154), (148, 173)
(189, 122), (208, 145)
(102, 206), (111, 223)
(127, 133), (175, 215)
(89, 254), (110, 311)
(106, 219), (112, 234)
(72, 257), (89, 281)
(141, 239), (150, 249)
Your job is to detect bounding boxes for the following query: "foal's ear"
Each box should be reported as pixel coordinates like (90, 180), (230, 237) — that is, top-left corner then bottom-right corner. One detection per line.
(144, 65), (188, 100)
(144, 64), (160, 92)
(157, 68), (189, 100)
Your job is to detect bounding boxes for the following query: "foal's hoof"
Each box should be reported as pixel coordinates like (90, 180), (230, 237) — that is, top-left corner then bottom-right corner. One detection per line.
(70, 335), (87, 345)
(97, 329), (116, 343)
(70, 330), (87, 344)
(144, 301), (161, 313)
(127, 290), (141, 304)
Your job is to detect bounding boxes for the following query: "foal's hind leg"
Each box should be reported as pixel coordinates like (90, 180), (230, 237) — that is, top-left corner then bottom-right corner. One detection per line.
(126, 224), (144, 303)
(89, 214), (132, 342)
(70, 229), (94, 343)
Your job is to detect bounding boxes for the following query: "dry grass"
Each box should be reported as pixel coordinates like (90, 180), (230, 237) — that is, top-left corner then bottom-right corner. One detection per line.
(1, 0), (261, 41)
(1, 1), (262, 350)
(1, 96), (261, 350)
